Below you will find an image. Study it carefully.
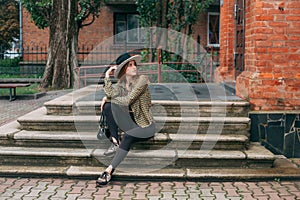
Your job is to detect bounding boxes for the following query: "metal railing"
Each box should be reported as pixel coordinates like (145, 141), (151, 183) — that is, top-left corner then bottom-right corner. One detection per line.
(76, 48), (219, 88)
(1, 45), (219, 85)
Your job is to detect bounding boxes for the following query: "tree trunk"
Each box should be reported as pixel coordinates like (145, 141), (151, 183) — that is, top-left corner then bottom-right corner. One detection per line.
(39, 0), (78, 90)
(157, 0), (169, 47)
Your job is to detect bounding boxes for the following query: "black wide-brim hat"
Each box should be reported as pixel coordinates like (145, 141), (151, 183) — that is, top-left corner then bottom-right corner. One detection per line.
(114, 52), (141, 78)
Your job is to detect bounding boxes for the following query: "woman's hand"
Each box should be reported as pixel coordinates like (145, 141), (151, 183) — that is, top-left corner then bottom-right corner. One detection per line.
(105, 66), (117, 78)
(100, 96), (107, 112)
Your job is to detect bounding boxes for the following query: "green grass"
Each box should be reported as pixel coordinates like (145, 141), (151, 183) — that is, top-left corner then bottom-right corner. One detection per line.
(0, 83), (40, 96)
(0, 75), (43, 78)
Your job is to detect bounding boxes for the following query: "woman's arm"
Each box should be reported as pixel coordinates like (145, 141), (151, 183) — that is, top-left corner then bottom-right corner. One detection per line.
(100, 96), (107, 111)
(103, 66), (119, 99)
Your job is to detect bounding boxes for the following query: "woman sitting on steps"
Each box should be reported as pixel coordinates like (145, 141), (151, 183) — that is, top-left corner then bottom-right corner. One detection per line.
(97, 52), (156, 186)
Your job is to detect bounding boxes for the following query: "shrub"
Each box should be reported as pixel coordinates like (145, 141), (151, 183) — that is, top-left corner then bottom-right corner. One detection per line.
(0, 58), (20, 76)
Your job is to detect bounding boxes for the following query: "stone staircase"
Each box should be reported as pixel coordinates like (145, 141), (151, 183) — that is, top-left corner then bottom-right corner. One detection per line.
(0, 84), (299, 180)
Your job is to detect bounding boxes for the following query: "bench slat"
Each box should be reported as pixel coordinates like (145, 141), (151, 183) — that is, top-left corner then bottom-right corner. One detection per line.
(0, 83), (31, 88)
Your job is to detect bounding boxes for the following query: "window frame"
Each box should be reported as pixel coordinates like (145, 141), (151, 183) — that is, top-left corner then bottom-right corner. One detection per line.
(114, 13), (144, 44)
(207, 12), (220, 47)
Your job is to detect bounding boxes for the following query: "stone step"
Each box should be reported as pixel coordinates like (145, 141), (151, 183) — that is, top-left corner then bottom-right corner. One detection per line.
(74, 100), (250, 117)
(94, 143), (275, 169)
(133, 133), (249, 151)
(44, 84), (249, 117)
(0, 157), (299, 181)
(0, 143), (275, 169)
(17, 107), (250, 134)
(0, 146), (97, 167)
(43, 85), (99, 115)
(4, 130), (248, 150)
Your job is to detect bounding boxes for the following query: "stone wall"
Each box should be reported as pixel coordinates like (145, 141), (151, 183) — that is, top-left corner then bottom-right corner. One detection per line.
(249, 112), (300, 158)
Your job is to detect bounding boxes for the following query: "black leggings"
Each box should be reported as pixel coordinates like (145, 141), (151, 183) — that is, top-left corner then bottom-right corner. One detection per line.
(102, 102), (155, 169)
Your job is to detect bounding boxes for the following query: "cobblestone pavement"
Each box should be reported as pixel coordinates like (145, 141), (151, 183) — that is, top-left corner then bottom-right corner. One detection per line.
(0, 90), (71, 126)
(1, 90), (300, 199)
(0, 177), (300, 200)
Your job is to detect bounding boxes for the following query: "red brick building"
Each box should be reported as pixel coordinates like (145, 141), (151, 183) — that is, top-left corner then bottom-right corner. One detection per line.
(22, 0), (300, 157)
(22, 1), (220, 62)
(216, 0), (300, 111)
(215, 0), (300, 157)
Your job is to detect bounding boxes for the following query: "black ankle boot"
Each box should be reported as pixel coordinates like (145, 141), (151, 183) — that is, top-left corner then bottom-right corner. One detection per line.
(96, 169), (115, 186)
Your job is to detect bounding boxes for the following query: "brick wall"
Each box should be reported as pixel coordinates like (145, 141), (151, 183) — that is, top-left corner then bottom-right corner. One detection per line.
(22, 7), (114, 52)
(22, 10), (49, 47)
(192, 13), (208, 48)
(78, 7), (114, 47)
(214, 0), (235, 82)
(22, 10), (49, 61)
(236, 0), (300, 110)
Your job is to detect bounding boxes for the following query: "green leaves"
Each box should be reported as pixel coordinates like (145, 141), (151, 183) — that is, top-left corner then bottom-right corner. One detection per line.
(23, 0), (103, 29)
(23, 0), (52, 29)
(0, 0), (19, 48)
(137, 0), (213, 30)
(77, 0), (102, 26)
(136, 0), (214, 83)
(136, 0), (159, 27)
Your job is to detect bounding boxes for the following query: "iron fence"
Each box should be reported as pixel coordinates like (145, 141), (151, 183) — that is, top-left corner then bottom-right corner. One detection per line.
(77, 48), (220, 88)
(0, 44), (219, 85)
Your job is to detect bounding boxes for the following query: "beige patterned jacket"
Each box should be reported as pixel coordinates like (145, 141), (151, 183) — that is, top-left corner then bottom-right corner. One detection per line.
(103, 75), (153, 128)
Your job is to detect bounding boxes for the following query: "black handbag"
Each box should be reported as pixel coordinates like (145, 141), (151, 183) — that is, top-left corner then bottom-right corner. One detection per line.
(97, 112), (110, 140)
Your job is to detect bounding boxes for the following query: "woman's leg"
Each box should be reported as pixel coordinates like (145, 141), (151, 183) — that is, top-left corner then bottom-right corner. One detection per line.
(102, 103), (138, 144)
(110, 123), (155, 169)
(96, 123), (155, 186)
(110, 104), (138, 132)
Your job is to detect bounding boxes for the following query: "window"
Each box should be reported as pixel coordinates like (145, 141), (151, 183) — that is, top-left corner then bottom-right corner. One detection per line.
(114, 13), (145, 44)
(207, 13), (220, 47)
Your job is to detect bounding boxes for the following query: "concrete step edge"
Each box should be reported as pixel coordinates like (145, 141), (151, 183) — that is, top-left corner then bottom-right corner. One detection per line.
(69, 160), (300, 180)
(75, 100), (250, 107)
(0, 143), (273, 161)
(0, 146), (93, 157)
(17, 108), (250, 124)
(0, 158), (299, 181)
(44, 85), (98, 104)
(13, 131), (248, 142)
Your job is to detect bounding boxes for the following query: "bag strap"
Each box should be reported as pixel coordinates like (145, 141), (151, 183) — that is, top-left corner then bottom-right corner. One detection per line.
(99, 112), (107, 128)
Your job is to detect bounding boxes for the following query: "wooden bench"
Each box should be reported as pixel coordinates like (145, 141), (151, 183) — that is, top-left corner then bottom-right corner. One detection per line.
(0, 83), (31, 101)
